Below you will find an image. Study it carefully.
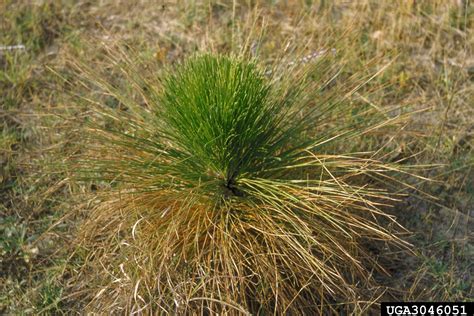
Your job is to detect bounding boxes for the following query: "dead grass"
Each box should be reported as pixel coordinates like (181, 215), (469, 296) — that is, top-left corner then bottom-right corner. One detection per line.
(1, 0), (472, 314)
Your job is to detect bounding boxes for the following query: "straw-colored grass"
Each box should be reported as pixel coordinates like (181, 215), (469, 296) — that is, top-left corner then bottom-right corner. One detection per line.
(1, 1), (472, 314)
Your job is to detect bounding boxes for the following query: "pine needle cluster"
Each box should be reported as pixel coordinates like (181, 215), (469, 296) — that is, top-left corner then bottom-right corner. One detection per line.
(70, 52), (408, 314)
